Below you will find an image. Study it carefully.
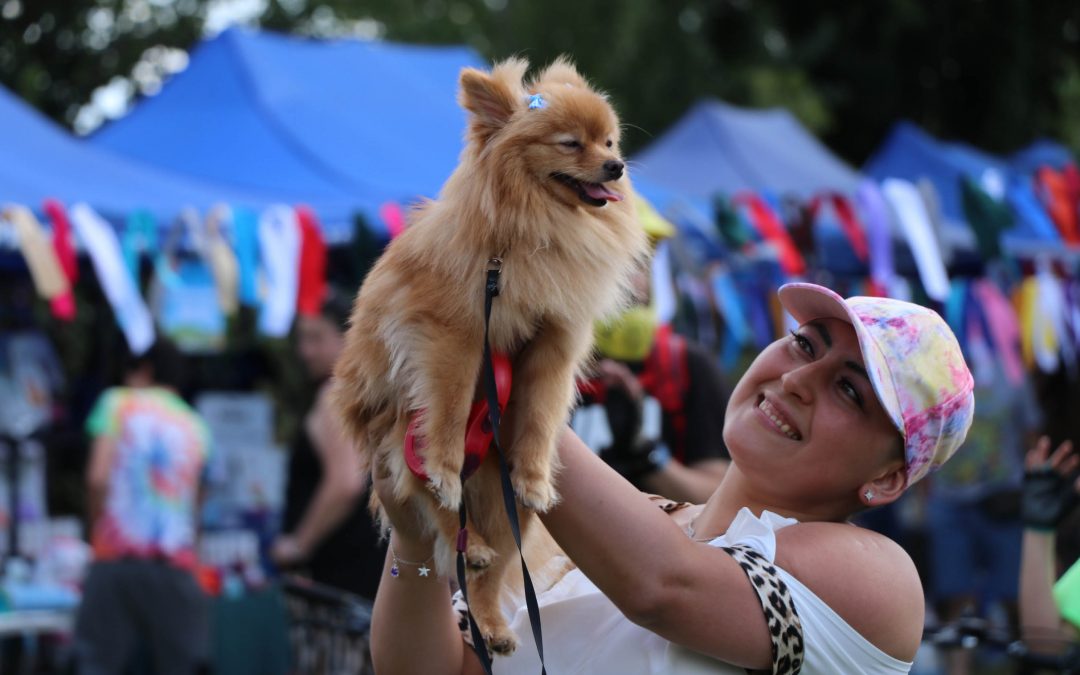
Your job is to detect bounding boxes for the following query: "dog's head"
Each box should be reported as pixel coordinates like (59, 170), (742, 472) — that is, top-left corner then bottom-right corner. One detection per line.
(458, 57), (627, 210)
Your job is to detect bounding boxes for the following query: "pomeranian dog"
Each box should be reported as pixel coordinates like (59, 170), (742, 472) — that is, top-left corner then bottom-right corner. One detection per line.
(331, 56), (648, 654)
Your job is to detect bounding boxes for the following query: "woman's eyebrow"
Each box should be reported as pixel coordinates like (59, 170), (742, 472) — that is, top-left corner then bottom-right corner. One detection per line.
(844, 361), (871, 382)
(810, 321), (870, 382)
(809, 321), (831, 347)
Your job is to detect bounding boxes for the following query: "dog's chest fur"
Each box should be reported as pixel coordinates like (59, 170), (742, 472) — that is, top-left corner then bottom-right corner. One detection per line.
(479, 212), (643, 355)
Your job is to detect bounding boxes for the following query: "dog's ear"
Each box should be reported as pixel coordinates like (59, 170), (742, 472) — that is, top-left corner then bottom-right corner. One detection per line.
(533, 55), (589, 90)
(459, 57), (527, 144)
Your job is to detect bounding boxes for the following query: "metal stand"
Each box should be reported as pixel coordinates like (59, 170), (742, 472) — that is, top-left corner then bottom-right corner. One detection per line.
(1, 433), (18, 569)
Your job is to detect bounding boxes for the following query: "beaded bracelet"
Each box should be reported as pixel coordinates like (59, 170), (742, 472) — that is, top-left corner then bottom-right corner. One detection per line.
(389, 539), (435, 578)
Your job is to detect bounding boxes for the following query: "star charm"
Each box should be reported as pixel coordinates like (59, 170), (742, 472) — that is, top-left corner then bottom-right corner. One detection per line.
(418, 564), (431, 577)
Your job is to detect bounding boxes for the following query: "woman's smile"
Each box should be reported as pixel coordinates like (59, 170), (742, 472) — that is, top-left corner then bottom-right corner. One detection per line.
(756, 395), (802, 441)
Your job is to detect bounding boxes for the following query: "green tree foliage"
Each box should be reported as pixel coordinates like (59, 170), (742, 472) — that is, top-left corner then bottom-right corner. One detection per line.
(1, 0), (1078, 160)
(0, 0), (204, 127)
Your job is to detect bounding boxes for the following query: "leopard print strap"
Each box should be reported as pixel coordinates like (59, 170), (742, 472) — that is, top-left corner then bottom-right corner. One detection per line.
(721, 543), (804, 675)
(452, 591), (476, 648)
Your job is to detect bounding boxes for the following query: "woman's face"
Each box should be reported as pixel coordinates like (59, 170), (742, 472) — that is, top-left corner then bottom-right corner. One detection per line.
(723, 317), (903, 507)
(297, 314), (345, 380)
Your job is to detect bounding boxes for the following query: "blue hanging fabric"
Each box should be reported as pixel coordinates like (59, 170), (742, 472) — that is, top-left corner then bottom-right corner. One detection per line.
(744, 273), (773, 350)
(710, 264), (754, 371)
(232, 207), (261, 308)
(945, 278), (969, 352)
(122, 209), (158, 282)
(709, 266), (752, 347)
(1006, 179), (1062, 242)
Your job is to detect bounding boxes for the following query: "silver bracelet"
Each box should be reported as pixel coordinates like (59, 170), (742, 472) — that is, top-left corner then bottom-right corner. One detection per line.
(389, 538), (435, 578)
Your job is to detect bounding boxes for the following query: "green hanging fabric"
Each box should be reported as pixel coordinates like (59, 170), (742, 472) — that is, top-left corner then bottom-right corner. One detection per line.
(711, 195), (753, 250)
(960, 177), (1012, 261)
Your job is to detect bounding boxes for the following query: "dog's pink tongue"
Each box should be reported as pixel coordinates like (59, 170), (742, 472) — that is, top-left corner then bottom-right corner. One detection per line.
(583, 182), (623, 202)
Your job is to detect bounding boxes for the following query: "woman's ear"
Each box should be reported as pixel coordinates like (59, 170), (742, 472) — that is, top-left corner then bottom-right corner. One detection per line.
(860, 465), (907, 507)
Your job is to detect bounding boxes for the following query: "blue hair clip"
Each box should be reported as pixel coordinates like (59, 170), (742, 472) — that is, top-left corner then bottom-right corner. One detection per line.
(528, 93), (546, 110)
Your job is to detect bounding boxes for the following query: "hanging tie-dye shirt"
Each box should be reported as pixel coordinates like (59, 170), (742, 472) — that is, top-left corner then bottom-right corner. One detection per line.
(85, 386), (211, 570)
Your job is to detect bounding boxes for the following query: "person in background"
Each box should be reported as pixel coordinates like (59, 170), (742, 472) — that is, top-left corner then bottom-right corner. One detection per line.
(271, 288), (386, 601)
(577, 273), (730, 503)
(1018, 436), (1080, 652)
(75, 339), (212, 675)
(574, 198), (729, 503)
(924, 360), (1042, 674)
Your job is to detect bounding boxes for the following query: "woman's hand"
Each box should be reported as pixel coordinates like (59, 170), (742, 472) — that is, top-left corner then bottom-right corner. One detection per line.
(270, 534), (308, 567)
(369, 458), (472, 675)
(1022, 436), (1080, 531)
(371, 460), (434, 558)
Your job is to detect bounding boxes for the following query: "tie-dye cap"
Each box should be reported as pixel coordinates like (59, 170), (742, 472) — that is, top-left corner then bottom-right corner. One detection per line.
(778, 283), (975, 486)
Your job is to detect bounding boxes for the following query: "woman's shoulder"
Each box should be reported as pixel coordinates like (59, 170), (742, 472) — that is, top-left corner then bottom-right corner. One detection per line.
(773, 520), (924, 662)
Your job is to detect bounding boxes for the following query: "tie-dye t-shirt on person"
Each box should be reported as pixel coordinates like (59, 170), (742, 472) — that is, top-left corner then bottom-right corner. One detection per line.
(85, 387), (211, 570)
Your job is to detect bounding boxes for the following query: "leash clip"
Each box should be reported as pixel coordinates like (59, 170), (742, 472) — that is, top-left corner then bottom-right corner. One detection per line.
(486, 257), (502, 297)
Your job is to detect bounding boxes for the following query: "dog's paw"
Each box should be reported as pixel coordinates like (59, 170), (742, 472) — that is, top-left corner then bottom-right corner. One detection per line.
(426, 472), (463, 510)
(513, 475), (559, 513)
(466, 542), (498, 571)
(486, 629), (518, 656)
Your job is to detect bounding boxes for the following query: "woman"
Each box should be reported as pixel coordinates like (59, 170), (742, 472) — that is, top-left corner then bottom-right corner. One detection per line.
(271, 289), (386, 600)
(369, 282), (975, 673)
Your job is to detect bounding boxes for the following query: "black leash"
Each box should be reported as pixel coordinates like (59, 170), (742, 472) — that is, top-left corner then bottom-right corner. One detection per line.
(456, 257), (548, 674)
(457, 505), (495, 674)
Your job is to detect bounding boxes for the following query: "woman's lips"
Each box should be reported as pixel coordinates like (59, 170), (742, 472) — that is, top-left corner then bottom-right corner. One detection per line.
(757, 397), (802, 440)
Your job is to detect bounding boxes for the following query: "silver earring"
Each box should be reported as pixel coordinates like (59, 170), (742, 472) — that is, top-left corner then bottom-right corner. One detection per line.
(864, 489), (874, 502)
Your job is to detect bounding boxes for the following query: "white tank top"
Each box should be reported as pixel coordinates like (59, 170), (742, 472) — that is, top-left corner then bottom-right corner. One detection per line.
(485, 508), (913, 674)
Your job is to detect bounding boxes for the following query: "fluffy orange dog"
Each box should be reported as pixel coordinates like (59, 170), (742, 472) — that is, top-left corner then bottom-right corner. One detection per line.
(332, 56), (647, 653)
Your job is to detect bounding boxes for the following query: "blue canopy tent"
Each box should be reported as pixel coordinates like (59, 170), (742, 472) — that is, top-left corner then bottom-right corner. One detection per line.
(1009, 139), (1077, 174)
(862, 121), (1005, 229)
(92, 28), (487, 240)
(631, 100), (863, 269)
(864, 121), (1071, 257)
(631, 100), (862, 207)
(0, 85), (299, 224)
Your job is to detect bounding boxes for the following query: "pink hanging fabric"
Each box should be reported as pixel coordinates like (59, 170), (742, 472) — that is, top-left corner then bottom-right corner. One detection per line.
(972, 278), (1025, 386)
(380, 202), (407, 240)
(43, 198), (77, 321)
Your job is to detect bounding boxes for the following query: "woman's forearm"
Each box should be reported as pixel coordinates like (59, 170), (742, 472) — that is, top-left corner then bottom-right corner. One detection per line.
(1020, 529), (1067, 641)
(370, 531), (467, 675)
(539, 427), (699, 621)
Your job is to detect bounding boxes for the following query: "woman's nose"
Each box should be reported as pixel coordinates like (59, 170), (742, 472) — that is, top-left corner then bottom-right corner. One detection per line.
(780, 363), (815, 402)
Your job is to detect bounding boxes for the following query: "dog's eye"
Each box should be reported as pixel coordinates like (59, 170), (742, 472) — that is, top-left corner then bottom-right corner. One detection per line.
(560, 140), (582, 149)
(606, 139), (613, 148)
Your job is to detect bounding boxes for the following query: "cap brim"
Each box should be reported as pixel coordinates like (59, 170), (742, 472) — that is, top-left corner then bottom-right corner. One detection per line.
(777, 283), (905, 435)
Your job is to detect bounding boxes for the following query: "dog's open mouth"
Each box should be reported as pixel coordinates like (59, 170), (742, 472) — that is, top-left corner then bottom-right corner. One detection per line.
(551, 173), (623, 207)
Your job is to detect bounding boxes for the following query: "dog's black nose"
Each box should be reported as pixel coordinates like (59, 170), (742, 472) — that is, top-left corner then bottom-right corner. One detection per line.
(603, 160), (624, 180)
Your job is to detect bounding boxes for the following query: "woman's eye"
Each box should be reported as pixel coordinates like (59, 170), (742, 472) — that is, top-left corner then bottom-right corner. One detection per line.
(790, 330), (813, 356)
(839, 379), (864, 408)
(560, 140), (582, 149)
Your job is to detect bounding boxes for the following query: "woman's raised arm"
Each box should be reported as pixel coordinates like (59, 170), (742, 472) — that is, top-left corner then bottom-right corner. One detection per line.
(538, 426), (774, 670)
